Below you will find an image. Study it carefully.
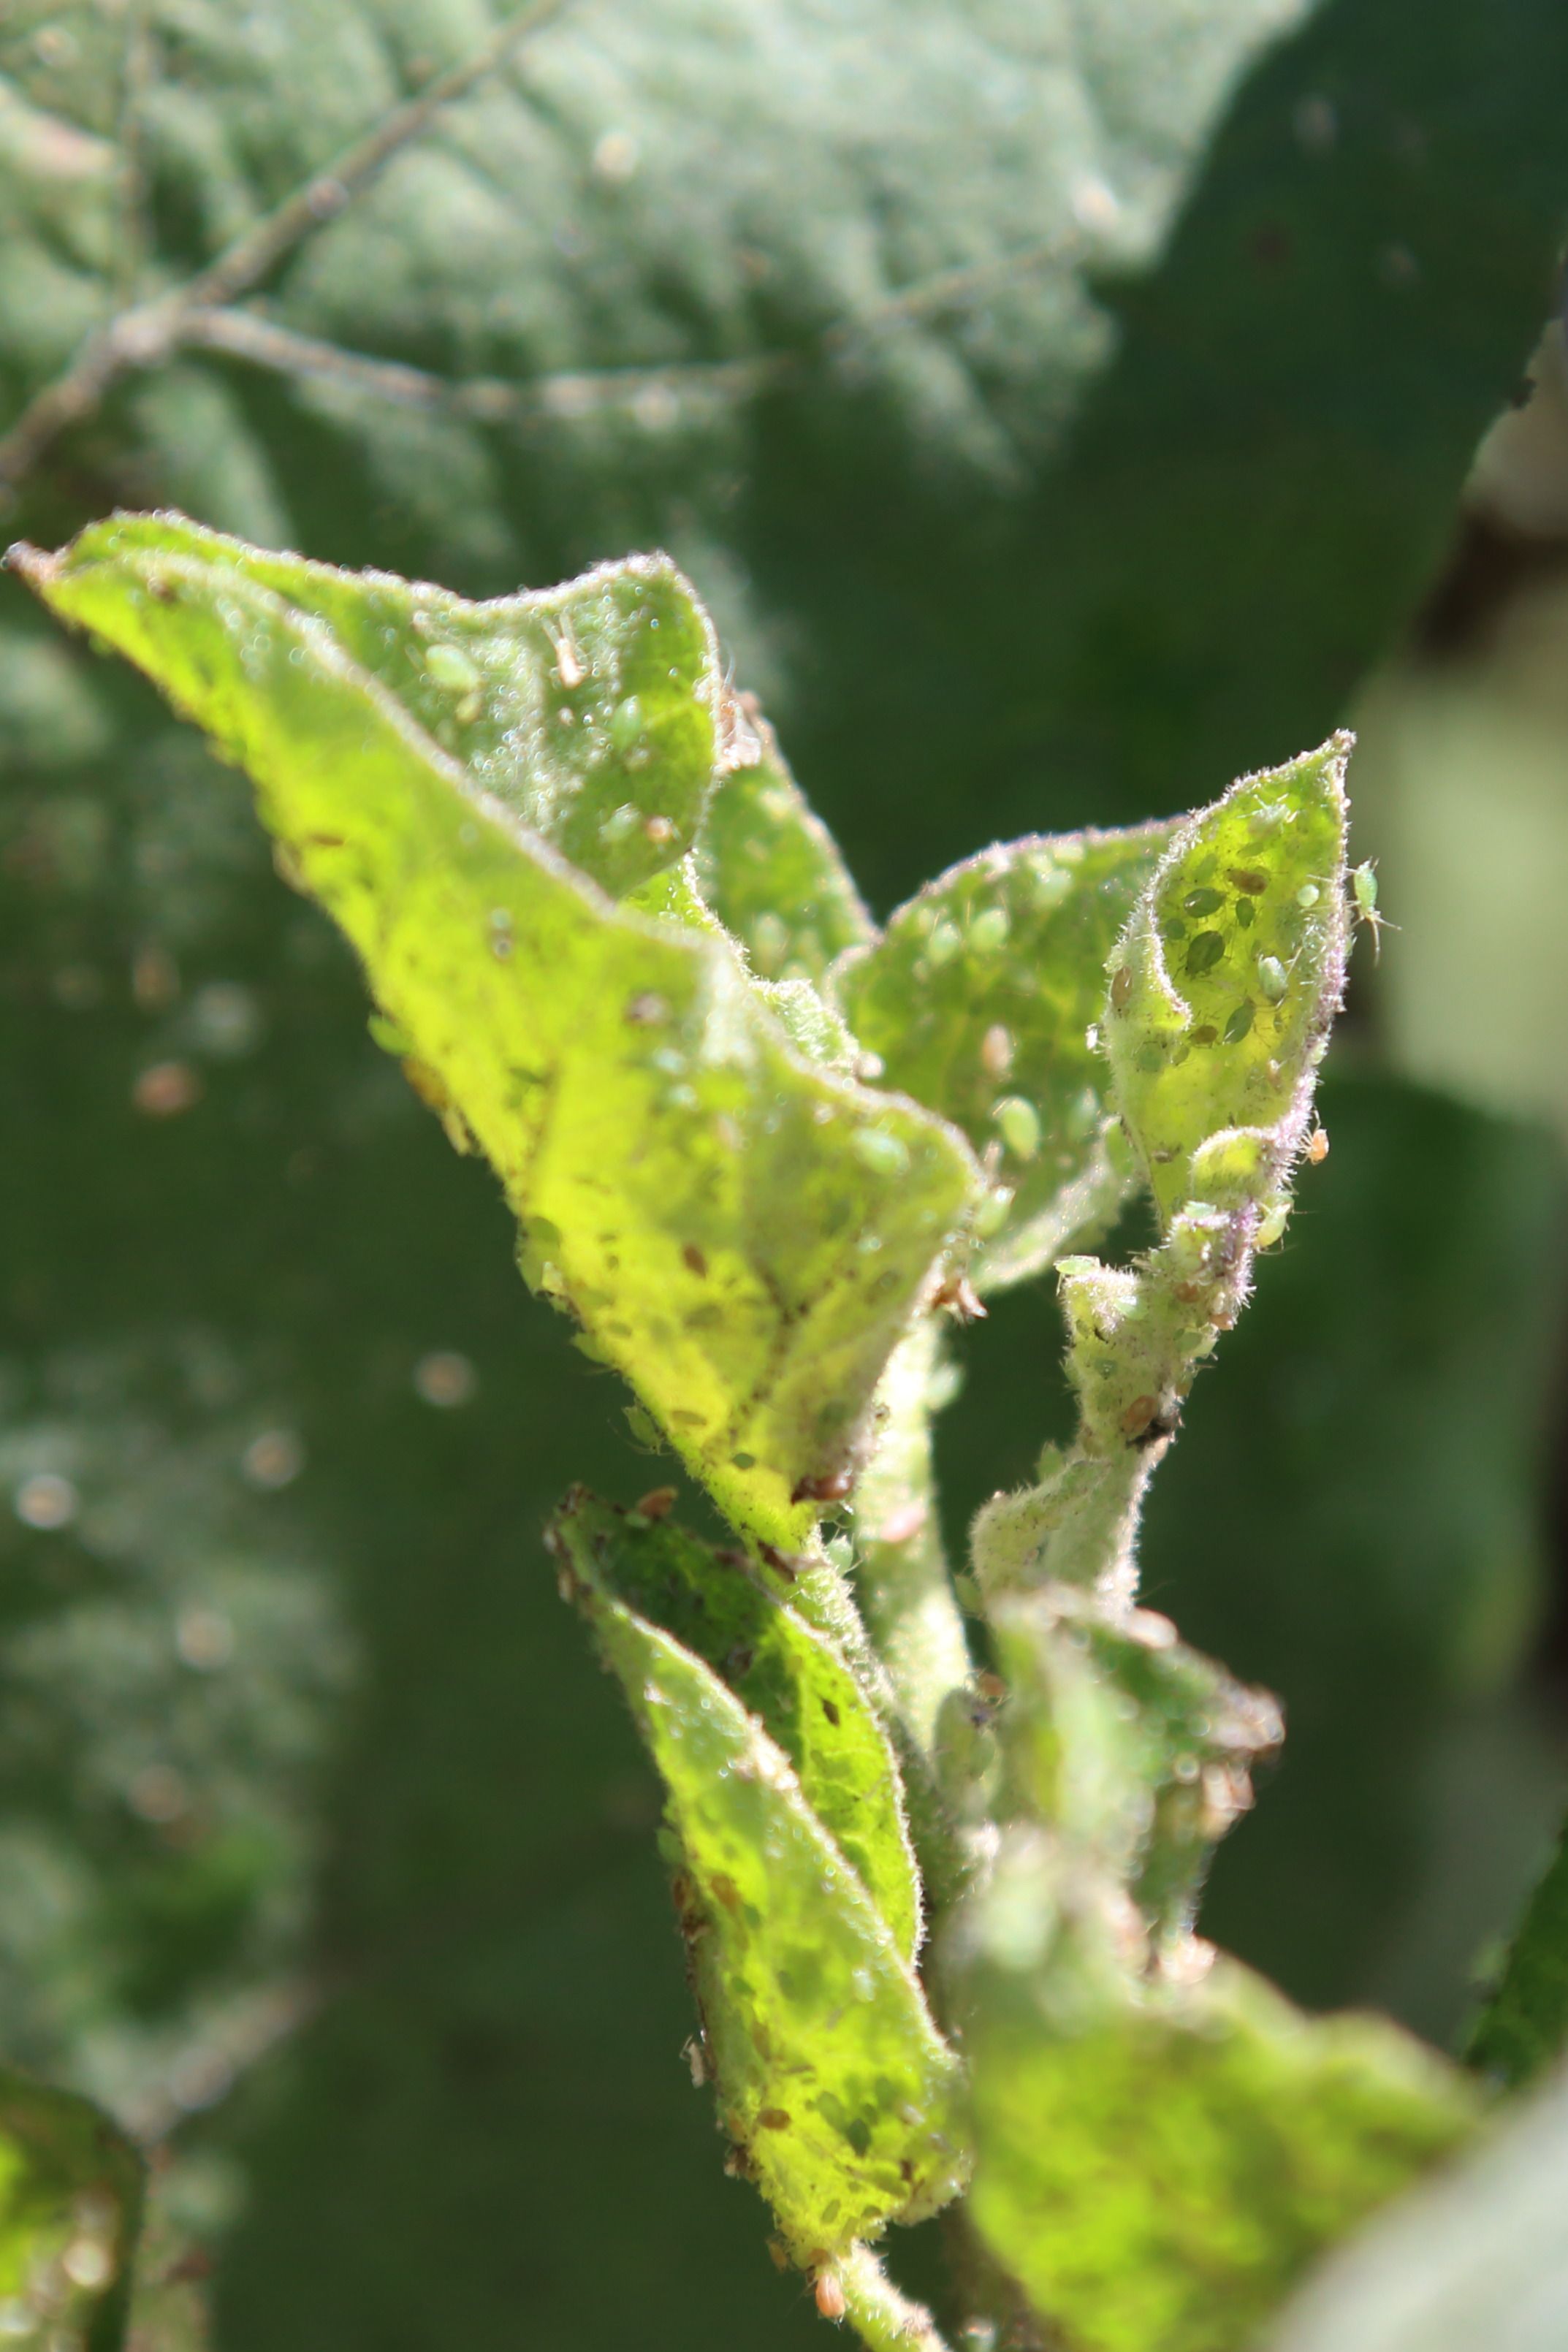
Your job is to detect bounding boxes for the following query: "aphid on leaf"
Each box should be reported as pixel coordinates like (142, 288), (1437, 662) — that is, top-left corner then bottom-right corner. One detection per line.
(1306, 1127), (1330, 1164)
(1350, 860), (1392, 961)
(635, 1485), (677, 1521)
(791, 1469), (855, 1504)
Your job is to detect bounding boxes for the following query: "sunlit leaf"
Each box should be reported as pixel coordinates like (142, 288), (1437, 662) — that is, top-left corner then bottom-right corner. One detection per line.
(956, 1850), (1478, 2352)
(692, 709), (874, 984)
(1104, 738), (1350, 1230)
(835, 823), (1173, 1287)
(551, 1488), (921, 1960)
(549, 1490), (965, 2264)
(15, 516), (979, 1553)
(58, 511), (725, 902)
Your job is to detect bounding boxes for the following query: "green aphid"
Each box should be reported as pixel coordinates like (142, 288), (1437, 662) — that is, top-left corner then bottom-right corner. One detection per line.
(1185, 931), (1225, 979)
(1350, 859), (1391, 962)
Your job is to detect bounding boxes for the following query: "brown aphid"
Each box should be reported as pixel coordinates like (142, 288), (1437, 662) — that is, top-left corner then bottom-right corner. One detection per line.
(791, 1469), (855, 1504)
(636, 1485), (677, 1521)
(1228, 867), (1268, 894)
(757, 2107), (791, 2130)
(1110, 963), (1134, 1011)
(1306, 1126), (1330, 1164)
(815, 2272), (848, 2324)
(682, 1242), (709, 1277)
(1120, 1393), (1160, 1440)
(758, 1542), (799, 1583)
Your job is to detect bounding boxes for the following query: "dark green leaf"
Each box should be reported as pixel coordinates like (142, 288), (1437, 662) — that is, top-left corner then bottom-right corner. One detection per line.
(1466, 1810), (1568, 2090)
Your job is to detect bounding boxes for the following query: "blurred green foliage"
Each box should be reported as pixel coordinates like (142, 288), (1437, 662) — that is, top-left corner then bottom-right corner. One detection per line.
(1, 1), (1565, 2345)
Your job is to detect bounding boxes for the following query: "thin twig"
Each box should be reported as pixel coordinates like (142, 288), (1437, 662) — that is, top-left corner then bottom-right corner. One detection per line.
(0, 0), (1077, 504)
(180, 305), (788, 424)
(0, 0), (569, 496)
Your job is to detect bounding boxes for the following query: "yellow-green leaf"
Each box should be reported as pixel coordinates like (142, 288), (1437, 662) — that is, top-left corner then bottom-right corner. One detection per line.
(692, 707), (875, 983)
(48, 510), (722, 902)
(957, 1849), (1478, 2352)
(552, 1488), (921, 1960)
(1104, 739), (1350, 1230)
(14, 517), (979, 1551)
(834, 823), (1173, 1288)
(548, 1496), (966, 2264)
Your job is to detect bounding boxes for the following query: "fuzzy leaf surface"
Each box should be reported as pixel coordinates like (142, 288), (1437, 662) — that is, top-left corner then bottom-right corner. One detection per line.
(17, 515), (978, 1550)
(835, 823), (1173, 1288)
(1105, 739), (1350, 1229)
(57, 511), (723, 902)
(692, 712), (874, 986)
(959, 1870), (1478, 2352)
(549, 1492), (965, 2264)
(0, 2065), (143, 2352)
(552, 1488), (920, 1960)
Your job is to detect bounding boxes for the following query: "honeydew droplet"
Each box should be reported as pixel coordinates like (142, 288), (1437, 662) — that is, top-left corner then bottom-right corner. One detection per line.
(425, 642), (482, 695)
(1257, 955), (1288, 1003)
(852, 1127), (909, 1176)
(970, 907), (1009, 954)
(995, 1096), (1041, 1161)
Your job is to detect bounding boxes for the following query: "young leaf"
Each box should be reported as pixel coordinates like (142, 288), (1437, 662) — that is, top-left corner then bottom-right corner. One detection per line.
(1105, 739), (1350, 1230)
(834, 823), (1174, 1288)
(956, 1851), (1479, 2352)
(551, 1488), (921, 1960)
(547, 1496), (967, 2265)
(0, 2064), (144, 2352)
(972, 742), (1352, 1604)
(13, 517), (979, 1552)
(691, 707), (875, 983)
(45, 511), (724, 902)
(1464, 1806), (1568, 2090)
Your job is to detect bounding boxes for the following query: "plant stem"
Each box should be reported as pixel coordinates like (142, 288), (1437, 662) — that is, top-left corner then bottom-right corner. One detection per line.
(831, 2242), (954, 2352)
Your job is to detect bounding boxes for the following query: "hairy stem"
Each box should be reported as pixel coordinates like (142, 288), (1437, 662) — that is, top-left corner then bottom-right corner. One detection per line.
(831, 2242), (954, 2352)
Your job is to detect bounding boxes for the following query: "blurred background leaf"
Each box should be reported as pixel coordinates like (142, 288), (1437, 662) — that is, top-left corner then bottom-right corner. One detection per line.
(1, 1), (1566, 2345)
